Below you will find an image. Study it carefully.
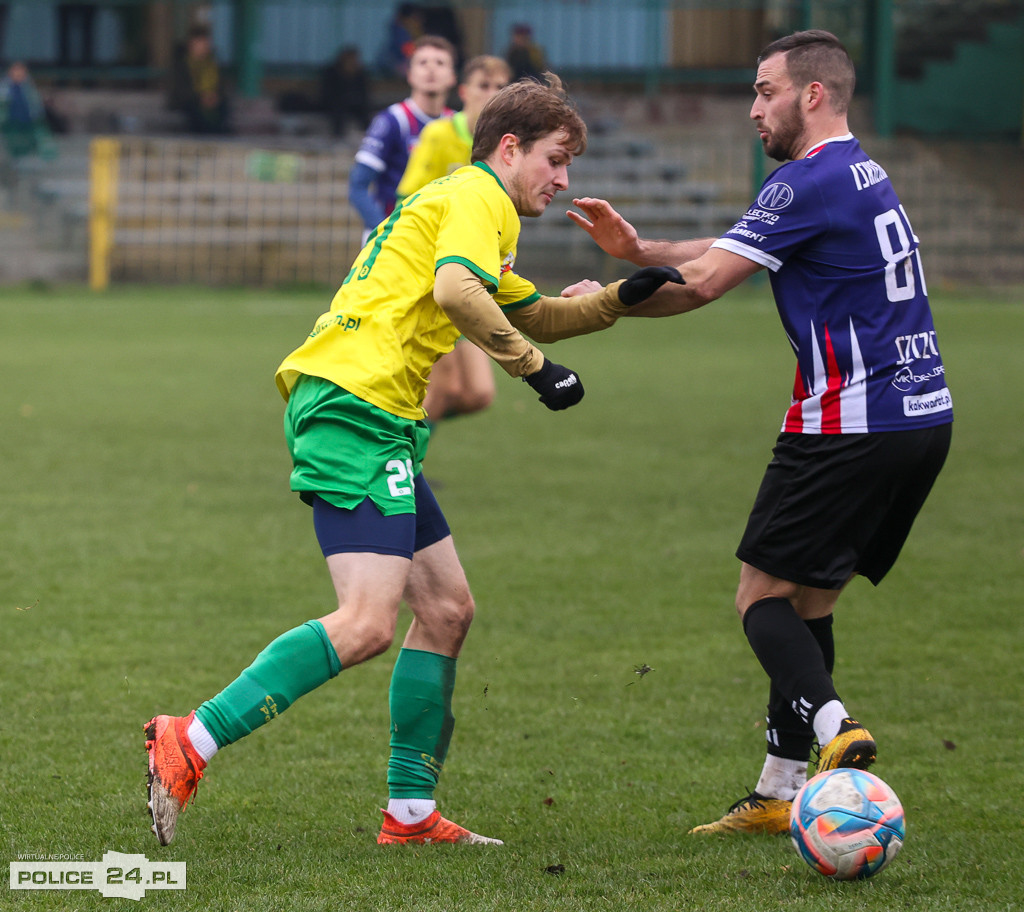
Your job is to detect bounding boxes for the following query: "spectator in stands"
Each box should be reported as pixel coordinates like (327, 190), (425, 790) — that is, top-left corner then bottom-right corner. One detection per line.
(377, 3), (426, 78)
(169, 24), (231, 135)
(0, 61), (56, 158)
(320, 46), (371, 139)
(1, 62), (43, 128)
(418, 4), (464, 67)
(505, 23), (545, 83)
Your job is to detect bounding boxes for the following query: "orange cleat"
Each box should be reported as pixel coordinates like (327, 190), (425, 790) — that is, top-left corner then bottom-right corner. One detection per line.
(376, 809), (503, 845)
(144, 712), (206, 845)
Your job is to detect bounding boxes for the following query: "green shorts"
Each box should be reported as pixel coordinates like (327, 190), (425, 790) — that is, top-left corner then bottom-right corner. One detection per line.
(284, 375), (430, 516)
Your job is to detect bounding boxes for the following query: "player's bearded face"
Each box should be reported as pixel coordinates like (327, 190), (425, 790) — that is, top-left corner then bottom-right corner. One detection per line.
(752, 54), (807, 163)
(762, 94), (805, 162)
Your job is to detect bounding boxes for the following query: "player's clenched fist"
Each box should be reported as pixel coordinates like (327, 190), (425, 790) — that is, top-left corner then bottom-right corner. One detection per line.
(523, 358), (584, 411)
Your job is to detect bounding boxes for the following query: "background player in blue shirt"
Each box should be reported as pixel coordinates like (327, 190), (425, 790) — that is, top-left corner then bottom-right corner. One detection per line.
(568, 30), (952, 835)
(348, 35), (456, 244)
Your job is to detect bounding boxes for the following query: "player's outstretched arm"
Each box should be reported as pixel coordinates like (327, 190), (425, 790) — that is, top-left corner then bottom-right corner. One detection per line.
(568, 197), (717, 267)
(433, 261), (585, 411)
(626, 248), (763, 317)
(509, 266), (684, 341)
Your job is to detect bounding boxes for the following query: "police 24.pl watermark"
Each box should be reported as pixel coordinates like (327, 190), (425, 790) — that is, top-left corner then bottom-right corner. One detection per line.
(10, 851), (185, 901)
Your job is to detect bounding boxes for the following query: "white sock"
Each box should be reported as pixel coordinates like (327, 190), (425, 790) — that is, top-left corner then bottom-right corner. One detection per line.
(812, 699), (848, 747)
(187, 714), (219, 763)
(755, 755), (808, 801)
(387, 798), (436, 825)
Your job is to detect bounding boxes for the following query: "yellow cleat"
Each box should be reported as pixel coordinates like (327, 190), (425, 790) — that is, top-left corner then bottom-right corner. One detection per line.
(377, 809), (503, 845)
(688, 792), (792, 835)
(816, 718), (877, 774)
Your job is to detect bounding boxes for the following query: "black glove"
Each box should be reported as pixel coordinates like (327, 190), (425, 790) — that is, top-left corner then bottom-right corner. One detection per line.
(618, 265), (686, 306)
(523, 358), (584, 411)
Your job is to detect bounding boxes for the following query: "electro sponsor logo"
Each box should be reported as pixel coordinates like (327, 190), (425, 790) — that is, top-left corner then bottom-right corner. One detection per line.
(892, 363), (945, 392)
(849, 159), (889, 191)
(755, 182), (794, 211)
(741, 208), (781, 225)
(894, 330), (939, 364)
(903, 387), (952, 416)
(554, 373), (578, 390)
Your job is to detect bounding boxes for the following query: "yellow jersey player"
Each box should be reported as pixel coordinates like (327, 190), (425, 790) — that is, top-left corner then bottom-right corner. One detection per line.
(144, 74), (682, 849)
(396, 55), (512, 430)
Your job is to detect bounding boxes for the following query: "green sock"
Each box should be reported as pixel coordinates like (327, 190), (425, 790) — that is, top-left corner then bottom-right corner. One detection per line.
(195, 619), (341, 748)
(387, 648), (456, 799)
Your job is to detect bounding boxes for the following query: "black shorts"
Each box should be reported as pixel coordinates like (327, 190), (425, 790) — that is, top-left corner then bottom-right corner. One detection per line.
(736, 424), (951, 589)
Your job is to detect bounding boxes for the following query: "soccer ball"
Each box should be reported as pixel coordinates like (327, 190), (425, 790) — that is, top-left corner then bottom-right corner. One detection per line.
(790, 768), (905, 880)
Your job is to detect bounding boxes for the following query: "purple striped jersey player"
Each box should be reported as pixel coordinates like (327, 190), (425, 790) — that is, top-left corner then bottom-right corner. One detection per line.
(349, 36), (456, 238)
(567, 29), (952, 837)
(713, 135), (951, 433)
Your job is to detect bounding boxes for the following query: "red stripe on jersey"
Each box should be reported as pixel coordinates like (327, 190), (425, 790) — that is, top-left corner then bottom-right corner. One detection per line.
(820, 324), (844, 433)
(784, 367), (807, 432)
(397, 101), (418, 136)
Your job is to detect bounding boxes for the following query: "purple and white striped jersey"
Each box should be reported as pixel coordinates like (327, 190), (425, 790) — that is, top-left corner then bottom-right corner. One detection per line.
(354, 99), (451, 217)
(712, 134), (952, 434)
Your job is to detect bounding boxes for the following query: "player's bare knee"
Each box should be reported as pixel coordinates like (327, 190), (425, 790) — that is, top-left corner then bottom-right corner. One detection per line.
(325, 609), (397, 662)
(368, 624), (396, 658)
(447, 587), (475, 630)
(437, 588), (475, 642)
(734, 584), (754, 617)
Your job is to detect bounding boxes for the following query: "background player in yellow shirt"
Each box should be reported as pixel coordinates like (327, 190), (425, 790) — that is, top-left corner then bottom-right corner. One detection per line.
(144, 74), (682, 849)
(397, 54), (512, 430)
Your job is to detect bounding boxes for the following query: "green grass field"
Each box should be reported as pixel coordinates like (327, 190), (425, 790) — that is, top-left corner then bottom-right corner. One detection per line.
(2, 282), (1021, 911)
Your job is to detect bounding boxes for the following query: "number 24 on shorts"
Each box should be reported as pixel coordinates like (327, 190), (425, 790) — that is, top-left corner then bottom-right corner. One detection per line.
(385, 459), (415, 498)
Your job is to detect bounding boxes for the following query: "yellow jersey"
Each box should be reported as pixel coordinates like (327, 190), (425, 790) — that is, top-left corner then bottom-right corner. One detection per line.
(395, 111), (473, 200)
(276, 162), (540, 420)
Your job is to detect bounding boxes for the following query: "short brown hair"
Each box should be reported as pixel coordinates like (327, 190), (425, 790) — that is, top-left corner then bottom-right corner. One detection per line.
(758, 30), (855, 114)
(471, 72), (587, 162)
(411, 34), (457, 65)
(461, 54), (512, 85)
